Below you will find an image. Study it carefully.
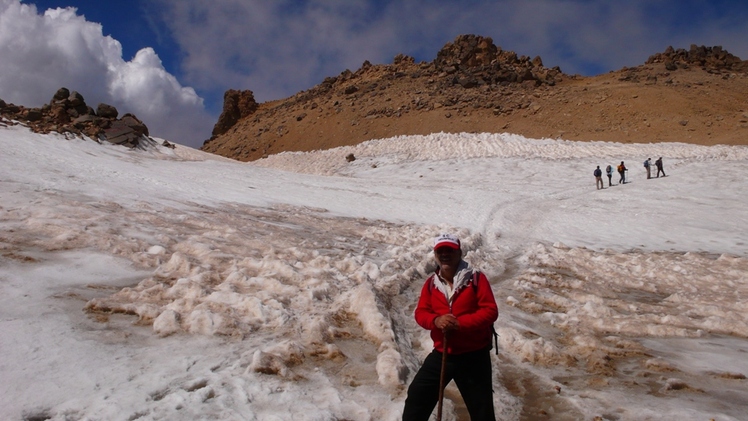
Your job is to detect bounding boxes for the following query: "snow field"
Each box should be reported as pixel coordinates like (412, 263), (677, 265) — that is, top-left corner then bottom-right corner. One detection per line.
(2, 124), (748, 420)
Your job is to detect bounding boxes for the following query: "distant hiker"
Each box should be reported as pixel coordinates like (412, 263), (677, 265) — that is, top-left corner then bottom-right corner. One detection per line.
(594, 166), (603, 190)
(655, 157), (666, 177)
(617, 161), (627, 184)
(644, 158), (652, 179)
(403, 234), (498, 421)
(605, 164), (613, 186)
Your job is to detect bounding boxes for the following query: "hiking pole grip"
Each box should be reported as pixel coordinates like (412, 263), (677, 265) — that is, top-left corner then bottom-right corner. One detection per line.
(436, 331), (448, 421)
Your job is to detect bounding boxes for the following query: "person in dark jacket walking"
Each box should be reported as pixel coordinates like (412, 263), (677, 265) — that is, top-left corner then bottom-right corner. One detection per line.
(617, 161), (627, 184)
(594, 166), (603, 190)
(403, 234), (499, 421)
(655, 157), (666, 177)
(606, 164), (613, 186)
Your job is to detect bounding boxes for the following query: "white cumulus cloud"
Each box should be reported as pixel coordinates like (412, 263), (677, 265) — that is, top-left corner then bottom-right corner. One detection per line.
(0, 0), (214, 147)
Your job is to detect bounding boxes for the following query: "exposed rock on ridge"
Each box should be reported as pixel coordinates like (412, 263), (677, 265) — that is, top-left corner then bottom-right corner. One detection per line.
(647, 44), (748, 73)
(210, 89), (259, 138)
(201, 34), (748, 161)
(0, 87), (150, 148)
(433, 34), (562, 87)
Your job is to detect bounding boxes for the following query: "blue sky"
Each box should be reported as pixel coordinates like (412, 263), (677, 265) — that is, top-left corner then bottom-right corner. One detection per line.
(2, 0), (748, 148)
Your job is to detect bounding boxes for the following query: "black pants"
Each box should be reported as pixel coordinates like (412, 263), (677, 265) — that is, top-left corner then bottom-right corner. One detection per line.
(403, 347), (495, 421)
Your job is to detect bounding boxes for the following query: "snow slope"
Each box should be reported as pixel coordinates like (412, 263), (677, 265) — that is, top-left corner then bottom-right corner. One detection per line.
(1, 123), (747, 420)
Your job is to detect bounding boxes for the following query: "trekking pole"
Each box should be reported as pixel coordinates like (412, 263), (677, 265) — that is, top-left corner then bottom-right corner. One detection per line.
(436, 331), (448, 421)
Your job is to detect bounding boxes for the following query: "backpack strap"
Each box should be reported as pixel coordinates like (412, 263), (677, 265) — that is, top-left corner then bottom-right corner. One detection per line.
(472, 271), (499, 355)
(427, 273), (435, 292)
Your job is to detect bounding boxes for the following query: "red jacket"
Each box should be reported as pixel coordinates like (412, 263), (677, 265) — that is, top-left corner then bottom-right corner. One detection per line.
(414, 264), (498, 355)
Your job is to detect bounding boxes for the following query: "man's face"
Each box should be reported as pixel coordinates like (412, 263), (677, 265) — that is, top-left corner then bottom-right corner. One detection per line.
(434, 246), (461, 270)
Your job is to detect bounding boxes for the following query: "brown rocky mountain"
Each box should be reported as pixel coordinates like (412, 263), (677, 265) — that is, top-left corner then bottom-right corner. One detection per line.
(201, 34), (748, 162)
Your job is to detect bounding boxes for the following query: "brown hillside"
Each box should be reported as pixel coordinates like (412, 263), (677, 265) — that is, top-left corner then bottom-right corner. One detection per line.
(201, 35), (748, 161)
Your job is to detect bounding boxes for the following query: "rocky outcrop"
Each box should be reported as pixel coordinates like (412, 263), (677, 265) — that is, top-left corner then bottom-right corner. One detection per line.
(434, 34), (562, 87)
(0, 87), (149, 148)
(647, 44), (748, 73)
(102, 114), (149, 146)
(96, 103), (119, 119)
(208, 89), (259, 139)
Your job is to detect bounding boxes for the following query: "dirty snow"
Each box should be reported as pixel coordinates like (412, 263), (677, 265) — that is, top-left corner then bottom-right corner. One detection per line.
(1, 123), (747, 421)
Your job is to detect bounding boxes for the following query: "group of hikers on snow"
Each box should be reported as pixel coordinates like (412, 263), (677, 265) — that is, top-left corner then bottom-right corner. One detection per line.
(594, 157), (665, 190)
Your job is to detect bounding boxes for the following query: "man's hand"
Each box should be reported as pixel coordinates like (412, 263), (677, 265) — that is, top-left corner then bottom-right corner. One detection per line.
(434, 314), (459, 331)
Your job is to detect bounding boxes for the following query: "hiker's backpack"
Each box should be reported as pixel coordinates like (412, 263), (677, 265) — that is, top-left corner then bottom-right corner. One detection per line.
(594, 168), (601, 177)
(606, 165), (612, 174)
(643, 160), (649, 168)
(470, 272), (500, 354)
(617, 164), (624, 172)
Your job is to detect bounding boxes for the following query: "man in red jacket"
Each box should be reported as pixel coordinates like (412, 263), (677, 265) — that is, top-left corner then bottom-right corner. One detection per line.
(403, 234), (499, 421)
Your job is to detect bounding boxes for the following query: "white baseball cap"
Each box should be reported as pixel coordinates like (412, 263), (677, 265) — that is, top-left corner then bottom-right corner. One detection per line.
(433, 233), (460, 250)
